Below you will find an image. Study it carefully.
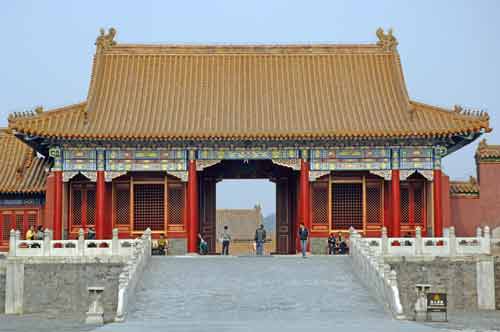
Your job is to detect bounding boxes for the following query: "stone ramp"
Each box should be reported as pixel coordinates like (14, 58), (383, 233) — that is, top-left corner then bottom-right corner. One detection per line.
(94, 256), (440, 332)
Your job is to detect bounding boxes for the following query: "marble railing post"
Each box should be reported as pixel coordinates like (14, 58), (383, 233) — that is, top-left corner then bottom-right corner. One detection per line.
(9, 229), (16, 256)
(78, 228), (85, 256)
(476, 227), (482, 239)
(415, 227), (423, 255)
(43, 229), (52, 256)
(482, 226), (491, 254)
(112, 228), (119, 256)
(448, 226), (457, 256)
(381, 227), (388, 256)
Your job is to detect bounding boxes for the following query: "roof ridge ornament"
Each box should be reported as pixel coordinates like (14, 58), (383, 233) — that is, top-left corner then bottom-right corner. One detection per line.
(95, 27), (117, 53)
(376, 27), (398, 51)
(453, 104), (489, 121)
(478, 138), (488, 150)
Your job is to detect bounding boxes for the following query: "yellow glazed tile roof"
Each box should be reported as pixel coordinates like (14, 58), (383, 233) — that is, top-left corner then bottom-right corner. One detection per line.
(450, 177), (480, 196)
(8, 30), (491, 140)
(476, 139), (500, 161)
(0, 129), (47, 193)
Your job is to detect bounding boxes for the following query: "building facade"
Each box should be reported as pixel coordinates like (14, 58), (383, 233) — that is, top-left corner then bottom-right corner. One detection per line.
(0, 28), (494, 253)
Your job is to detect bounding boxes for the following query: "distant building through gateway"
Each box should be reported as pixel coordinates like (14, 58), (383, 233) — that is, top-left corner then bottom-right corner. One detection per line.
(1, 28), (498, 254)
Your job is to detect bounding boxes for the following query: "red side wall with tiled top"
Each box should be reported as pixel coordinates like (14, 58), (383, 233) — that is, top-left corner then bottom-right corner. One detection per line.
(450, 161), (500, 236)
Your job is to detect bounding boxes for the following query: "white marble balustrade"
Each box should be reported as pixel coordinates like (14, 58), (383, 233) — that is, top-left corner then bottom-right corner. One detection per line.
(364, 226), (491, 257)
(8, 228), (135, 257)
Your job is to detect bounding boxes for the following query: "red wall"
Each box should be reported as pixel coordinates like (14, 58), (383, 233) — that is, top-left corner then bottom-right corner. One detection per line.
(450, 161), (500, 236)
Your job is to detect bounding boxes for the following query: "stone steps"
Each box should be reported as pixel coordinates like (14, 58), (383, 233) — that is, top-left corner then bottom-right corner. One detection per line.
(95, 256), (440, 332)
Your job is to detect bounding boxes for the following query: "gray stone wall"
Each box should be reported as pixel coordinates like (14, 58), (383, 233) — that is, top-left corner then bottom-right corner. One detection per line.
(0, 261), (5, 314)
(21, 260), (124, 322)
(311, 237), (328, 255)
(389, 257), (478, 316)
(496, 257), (500, 309)
(168, 238), (187, 255)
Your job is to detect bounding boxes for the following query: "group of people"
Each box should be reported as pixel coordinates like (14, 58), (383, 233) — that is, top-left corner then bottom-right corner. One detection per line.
(25, 225), (45, 241)
(196, 223), (269, 256)
(327, 232), (349, 255)
(198, 223), (311, 257)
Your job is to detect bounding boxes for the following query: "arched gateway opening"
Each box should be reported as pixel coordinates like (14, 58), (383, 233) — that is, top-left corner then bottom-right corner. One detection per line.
(199, 160), (297, 254)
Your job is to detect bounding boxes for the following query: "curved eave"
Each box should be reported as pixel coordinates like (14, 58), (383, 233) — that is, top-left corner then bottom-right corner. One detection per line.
(9, 126), (490, 142)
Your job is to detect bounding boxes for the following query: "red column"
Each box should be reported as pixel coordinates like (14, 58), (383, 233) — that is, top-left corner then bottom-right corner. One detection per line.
(187, 159), (199, 253)
(391, 170), (401, 237)
(433, 169), (443, 237)
(96, 170), (105, 239)
(299, 158), (311, 251)
(53, 170), (63, 240)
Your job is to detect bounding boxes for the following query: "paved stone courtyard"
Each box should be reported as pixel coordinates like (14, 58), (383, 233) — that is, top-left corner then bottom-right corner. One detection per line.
(92, 256), (499, 332)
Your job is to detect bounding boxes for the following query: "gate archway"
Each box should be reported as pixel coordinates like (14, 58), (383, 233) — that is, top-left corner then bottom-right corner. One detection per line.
(198, 160), (298, 254)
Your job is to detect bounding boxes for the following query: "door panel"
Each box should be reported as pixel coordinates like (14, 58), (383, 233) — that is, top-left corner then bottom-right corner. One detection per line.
(200, 177), (216, 253)
(276, 178), (292, 254)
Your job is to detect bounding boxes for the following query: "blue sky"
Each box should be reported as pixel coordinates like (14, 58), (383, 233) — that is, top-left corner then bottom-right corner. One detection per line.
(1, 1), (499, 215)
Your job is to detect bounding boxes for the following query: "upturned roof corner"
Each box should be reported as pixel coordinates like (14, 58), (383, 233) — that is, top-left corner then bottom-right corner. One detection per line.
(95, 27), (117, 54)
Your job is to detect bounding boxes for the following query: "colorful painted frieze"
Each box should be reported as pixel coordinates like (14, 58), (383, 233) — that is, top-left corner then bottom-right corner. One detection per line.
(197, 148), (299, 160)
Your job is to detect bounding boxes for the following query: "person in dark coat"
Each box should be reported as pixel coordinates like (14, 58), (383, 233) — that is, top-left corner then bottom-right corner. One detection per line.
(328, 232), (336, 255)
(254, 224), (267, 256)
(298, 223), (309, 258)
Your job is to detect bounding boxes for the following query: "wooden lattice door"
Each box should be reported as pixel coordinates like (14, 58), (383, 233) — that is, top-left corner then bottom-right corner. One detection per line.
(70, 183), (96, 235)
(133, 183), (164, 231)
(400, 181), (426, 236)
(276, 178), (294, 254)
(331, 182), (363, 231)
(200, 177), (216, 253)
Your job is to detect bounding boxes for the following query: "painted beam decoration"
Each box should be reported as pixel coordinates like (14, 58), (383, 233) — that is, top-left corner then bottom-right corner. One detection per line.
(106, 149), (187, 171)
(63, 149), (97, 171)
(59, 148), (188, 172)
(310, 148), (391, 171)
(310, 147), (436, 172)
(197, 148), (299, 160)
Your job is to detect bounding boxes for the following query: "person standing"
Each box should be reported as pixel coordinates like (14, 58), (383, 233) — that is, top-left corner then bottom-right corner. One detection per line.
(221, 225), (232, 255)
(36, 225), (44, 241)
(254, 224), (266, 256)
(298, 223), (309, 258)
(25, 225), (35, 240)
(328, 232), (336, 255)
(198, 233), (208, 255)
(157, 233), (168, 255)
(87, 227), (96, 240)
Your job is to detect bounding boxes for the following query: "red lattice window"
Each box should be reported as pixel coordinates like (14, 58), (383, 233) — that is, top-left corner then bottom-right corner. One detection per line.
(86, 189), (96, 226)
(15, 214), (25, 238)
(72, 190), (83, 226)
(114, 183), (130, 225)
(134, 183), (164, 231)
(27, 213), (37, 229)
(2, 215), (12, 241)
(366, 182), (383, 225)
(311, 181), (328, 225)
(167, 183), (184, 225)
(401, 187), (410, 224)
(414, 183), (425, 224)
(332, 183), (363, 230)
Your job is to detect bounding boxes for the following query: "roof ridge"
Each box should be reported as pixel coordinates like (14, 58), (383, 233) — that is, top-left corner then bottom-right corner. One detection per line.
(410, 100), (490, 123)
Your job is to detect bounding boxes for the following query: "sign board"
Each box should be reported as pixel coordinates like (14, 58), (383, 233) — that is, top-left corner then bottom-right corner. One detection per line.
(426, 293), (447, 321)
